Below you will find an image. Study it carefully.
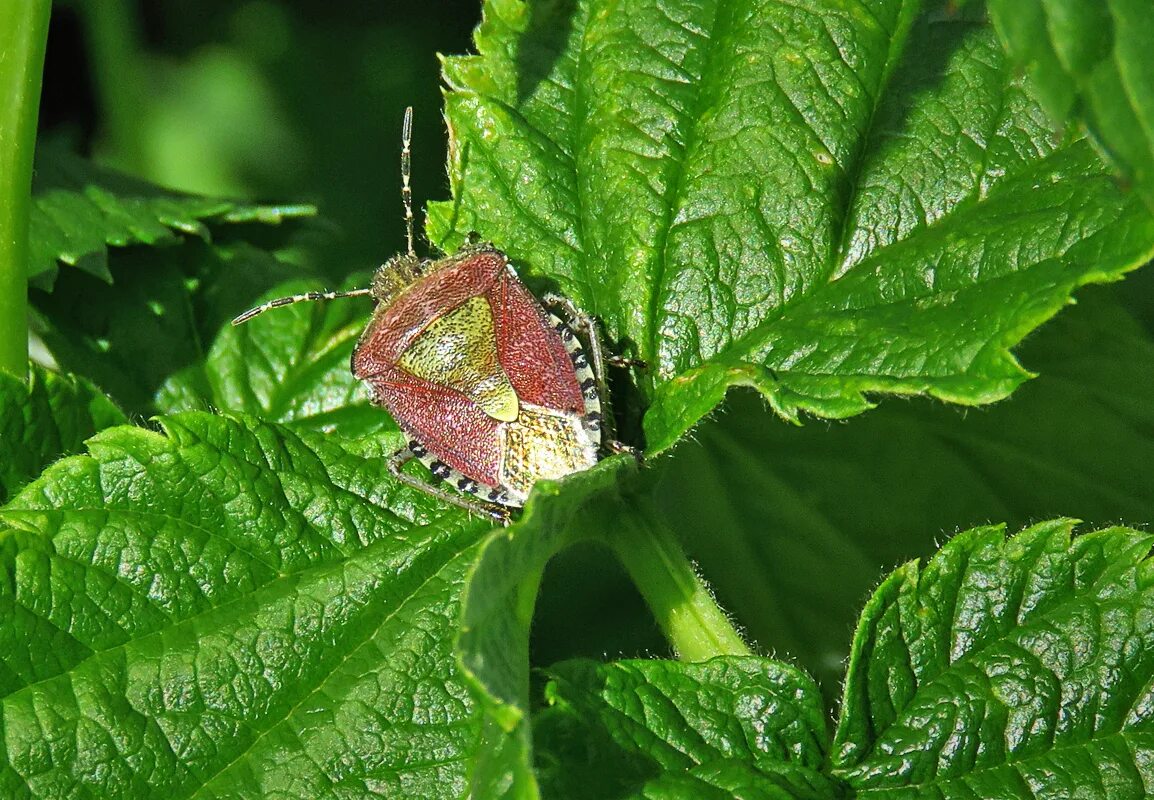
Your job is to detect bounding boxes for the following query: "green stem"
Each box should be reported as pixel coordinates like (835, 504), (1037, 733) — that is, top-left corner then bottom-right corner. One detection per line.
(0, 0), (51, 380)
(605, 498), (751, 661)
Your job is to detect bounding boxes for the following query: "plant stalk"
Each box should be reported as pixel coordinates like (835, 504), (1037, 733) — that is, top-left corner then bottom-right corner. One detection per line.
(605, 498), (751, 661)
(0, 0), (51, 380)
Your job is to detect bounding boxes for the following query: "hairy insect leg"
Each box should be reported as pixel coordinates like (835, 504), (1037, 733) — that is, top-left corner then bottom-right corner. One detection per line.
(543, 293), (609, 388)
(388, 445), (510, 525)
(605, 439), (642, 459)
(542, 293), (643, 459)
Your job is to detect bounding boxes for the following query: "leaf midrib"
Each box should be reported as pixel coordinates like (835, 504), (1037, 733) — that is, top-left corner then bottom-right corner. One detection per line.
(852, 727), (1154, 796)
(830, 0), (920, 277)
(644, 0), (729, 369)
(709, 162), (1146, 377)
(545, 661), (824, 778)
(0, 514), (478, 796)
(632, 0), (920, 378)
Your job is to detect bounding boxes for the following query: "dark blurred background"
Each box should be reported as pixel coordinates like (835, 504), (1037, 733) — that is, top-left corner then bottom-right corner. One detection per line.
(40, 0), (481, 273)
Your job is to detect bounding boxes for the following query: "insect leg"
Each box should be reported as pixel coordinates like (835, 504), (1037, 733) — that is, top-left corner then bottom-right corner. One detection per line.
(389, 444), (510, 525)
(542, 293), (609, 386)
(542, 294), (642, 459)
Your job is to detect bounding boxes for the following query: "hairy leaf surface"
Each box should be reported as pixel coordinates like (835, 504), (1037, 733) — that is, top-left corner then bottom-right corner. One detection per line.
(534, 658), (834, 800)
(11, 3), (1154, 797)
(457, 457), (639, 798)
(655, 285), (1154, 695)
(0, 413), (489, 798)
(833, 521), (1154, 798)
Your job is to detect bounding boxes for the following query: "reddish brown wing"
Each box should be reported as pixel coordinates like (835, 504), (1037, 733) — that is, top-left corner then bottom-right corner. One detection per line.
(351, 250), (506, 377)
(365, 364), (503, 486)
(352, 250), (507, 487)
(487, 268), (585, 414)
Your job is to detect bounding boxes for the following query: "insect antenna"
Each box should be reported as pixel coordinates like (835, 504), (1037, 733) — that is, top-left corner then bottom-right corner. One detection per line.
(233, 107), (416, 327)
(231, 288), (373, 325)
(401, 105), (414, 257)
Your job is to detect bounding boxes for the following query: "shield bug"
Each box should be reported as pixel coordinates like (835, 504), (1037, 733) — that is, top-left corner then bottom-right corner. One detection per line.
(233, 108), (640, 523)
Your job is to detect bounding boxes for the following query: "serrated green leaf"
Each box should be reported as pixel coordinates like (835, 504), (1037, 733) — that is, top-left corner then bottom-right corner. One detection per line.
(832, 520), (1154, 798)
(428, 0), (1154, 453)
(0, 363), (126, 504)
(988, 0), (1154, 212)
(653, 284), (1154, 698)
(29, 147), (314, 288)
(0, 412), (492, 798)
(534, 658), (836, 800)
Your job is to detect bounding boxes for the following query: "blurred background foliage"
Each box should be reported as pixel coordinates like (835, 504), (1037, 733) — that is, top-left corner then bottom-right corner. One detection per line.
(42, 0), (479, 272)
(36, 0), (1154, 701)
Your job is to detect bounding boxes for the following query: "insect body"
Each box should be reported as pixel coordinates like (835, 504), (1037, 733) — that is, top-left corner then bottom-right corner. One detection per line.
(351, 238), (612, 518)
(233, 108), (636, 522)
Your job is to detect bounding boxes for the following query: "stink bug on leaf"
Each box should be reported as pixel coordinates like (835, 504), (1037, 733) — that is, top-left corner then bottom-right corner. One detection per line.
(233, 108), (641, 524)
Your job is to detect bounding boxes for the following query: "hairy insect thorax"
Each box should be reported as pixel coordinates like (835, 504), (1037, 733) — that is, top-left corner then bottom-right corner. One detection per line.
(369, 253), (431, 308)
